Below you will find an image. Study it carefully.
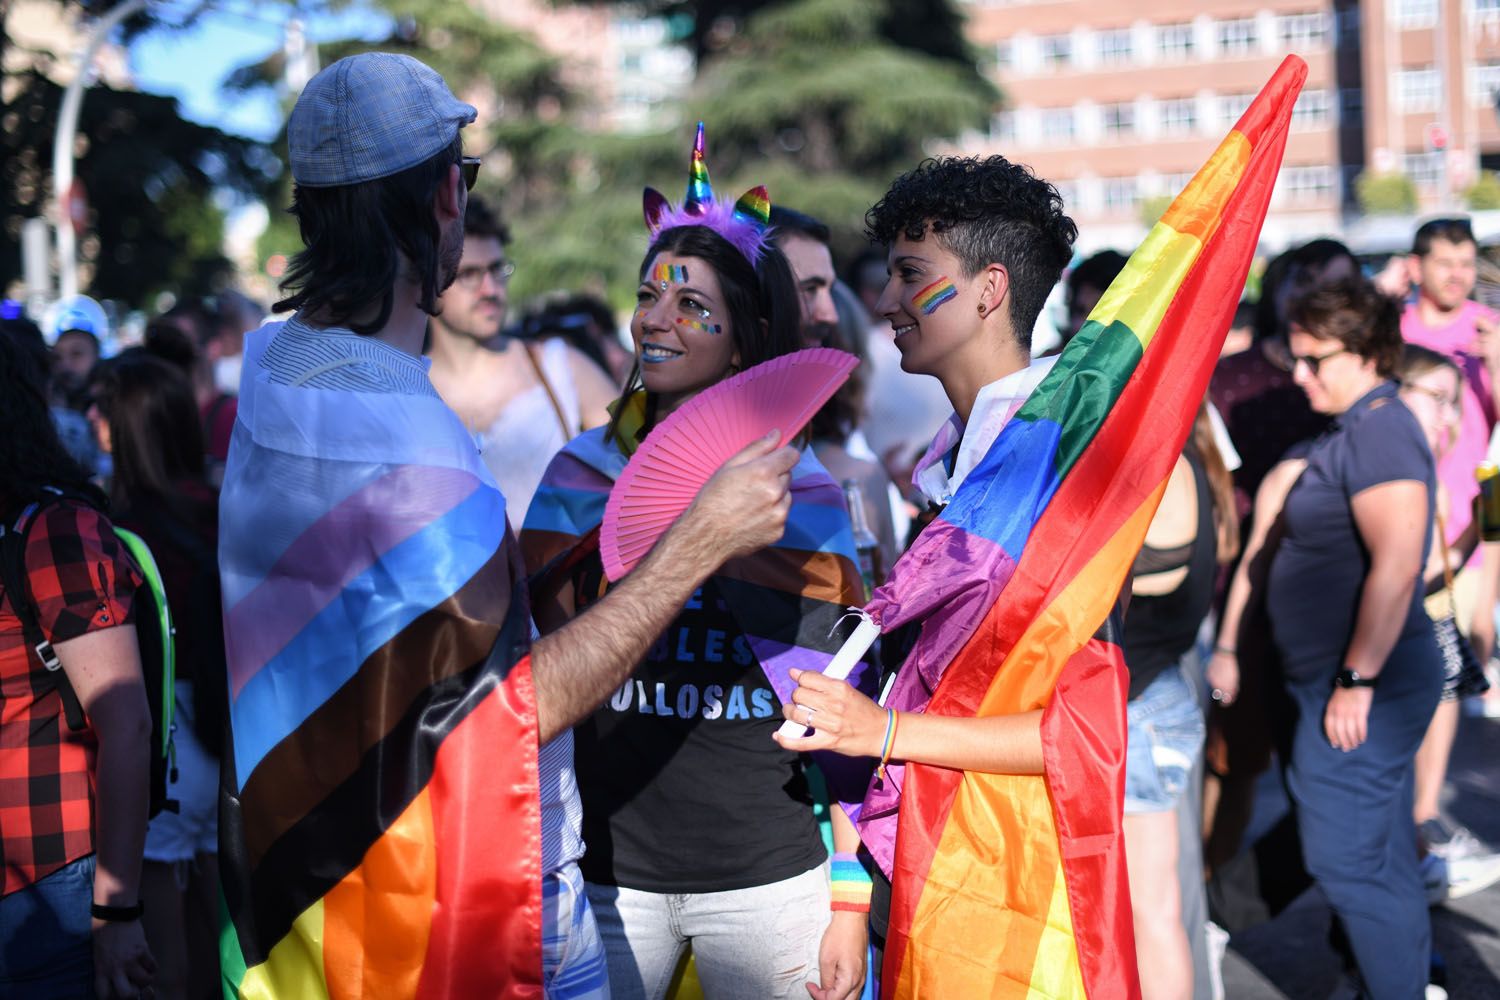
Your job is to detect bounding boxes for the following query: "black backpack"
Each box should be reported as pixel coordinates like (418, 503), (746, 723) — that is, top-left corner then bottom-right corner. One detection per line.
(0, 486), (177, 817)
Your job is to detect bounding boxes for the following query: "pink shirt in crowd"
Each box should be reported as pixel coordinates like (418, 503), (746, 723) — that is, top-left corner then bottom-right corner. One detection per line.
(1402, 299), (1499, 547)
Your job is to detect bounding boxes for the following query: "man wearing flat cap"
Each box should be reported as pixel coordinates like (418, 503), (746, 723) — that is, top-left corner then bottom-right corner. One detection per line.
(216, 52), (798, 998)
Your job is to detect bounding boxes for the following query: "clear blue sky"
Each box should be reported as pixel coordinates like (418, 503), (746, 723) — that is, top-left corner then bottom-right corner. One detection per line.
(128, 2), (390, 141)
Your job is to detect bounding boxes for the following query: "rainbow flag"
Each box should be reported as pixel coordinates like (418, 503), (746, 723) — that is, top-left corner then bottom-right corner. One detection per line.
(217, 326), (542, 998)
(856, 56), (1305, 998)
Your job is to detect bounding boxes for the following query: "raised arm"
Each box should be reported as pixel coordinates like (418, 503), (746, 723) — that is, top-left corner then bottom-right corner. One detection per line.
(529, 432), (798, 742)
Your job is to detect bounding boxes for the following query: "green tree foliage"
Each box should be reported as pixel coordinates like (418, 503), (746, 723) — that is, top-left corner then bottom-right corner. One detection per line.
(1355, 171), (1418, 215)
(1465, 171), (1500, 211)
(514, 0), (996, 307)
(1, 2), (279, 308)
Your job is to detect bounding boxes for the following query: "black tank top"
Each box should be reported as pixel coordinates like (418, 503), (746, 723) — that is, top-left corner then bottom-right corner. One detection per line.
(1123, 445), (1217, 700)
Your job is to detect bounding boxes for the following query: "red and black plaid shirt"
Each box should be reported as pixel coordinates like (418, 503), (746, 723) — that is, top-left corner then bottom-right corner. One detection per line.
(0, 499), (139, 896)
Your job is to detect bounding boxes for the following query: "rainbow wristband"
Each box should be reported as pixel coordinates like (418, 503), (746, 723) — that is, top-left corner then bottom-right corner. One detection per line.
(830, 852), (873, 913)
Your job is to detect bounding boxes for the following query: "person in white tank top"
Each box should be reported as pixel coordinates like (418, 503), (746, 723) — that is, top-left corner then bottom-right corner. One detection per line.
(426, 195), (618, 529)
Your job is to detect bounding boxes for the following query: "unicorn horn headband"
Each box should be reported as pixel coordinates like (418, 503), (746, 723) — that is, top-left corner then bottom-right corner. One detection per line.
(643, 122), (772, 265)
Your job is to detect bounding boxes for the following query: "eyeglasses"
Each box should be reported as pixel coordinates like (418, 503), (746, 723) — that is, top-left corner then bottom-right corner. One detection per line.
(454, 260), (515, 289)
(1289, 346), (1347, 376)
(460, 156), (481, 191)
(1402, 381), (1461, 410)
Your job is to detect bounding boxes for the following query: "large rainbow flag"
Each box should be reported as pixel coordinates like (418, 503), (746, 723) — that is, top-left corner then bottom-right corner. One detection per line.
(854, 56), (1305, 998)
(217, 326), (542, 998)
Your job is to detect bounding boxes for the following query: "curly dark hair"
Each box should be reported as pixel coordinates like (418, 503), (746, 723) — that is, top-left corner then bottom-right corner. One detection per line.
(1287, 278), (1404, 378)
(865, 156), (1077, 350)
(0, 329), (102, 511)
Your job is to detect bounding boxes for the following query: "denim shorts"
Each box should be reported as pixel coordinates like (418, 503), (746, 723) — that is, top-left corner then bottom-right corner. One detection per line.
(1124, 667), (1205, 815)
(0, 853), (94, 997)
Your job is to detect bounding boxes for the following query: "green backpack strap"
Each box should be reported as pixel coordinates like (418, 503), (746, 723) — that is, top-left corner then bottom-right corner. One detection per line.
(113, 527), (176, 759)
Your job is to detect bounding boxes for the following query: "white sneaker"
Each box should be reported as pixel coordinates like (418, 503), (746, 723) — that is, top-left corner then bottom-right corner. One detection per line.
(1447, 851), (1500, 900)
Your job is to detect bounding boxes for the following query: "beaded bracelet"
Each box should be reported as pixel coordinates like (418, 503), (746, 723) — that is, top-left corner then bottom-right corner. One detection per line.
(830, 852), (873, 913)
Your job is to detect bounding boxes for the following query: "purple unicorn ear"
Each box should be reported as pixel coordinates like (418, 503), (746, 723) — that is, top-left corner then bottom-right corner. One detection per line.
(643, 188), (670, 232)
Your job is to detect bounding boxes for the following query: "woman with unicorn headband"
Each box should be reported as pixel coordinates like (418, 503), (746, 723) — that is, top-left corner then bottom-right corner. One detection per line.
(521, 125), (873, 1000)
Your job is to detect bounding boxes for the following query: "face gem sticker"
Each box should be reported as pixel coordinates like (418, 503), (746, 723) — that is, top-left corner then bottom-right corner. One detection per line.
(675, 317), (723, 335)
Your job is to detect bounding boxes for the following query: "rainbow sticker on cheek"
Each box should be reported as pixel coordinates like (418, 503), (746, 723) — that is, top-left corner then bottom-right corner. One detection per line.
(653, 263), (688, 285)
(675, 317), (723, 335)
(913, 277), (958, 315)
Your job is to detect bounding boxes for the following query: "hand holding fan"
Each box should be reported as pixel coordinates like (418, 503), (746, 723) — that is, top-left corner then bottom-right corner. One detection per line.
(600, 347), (858, 581)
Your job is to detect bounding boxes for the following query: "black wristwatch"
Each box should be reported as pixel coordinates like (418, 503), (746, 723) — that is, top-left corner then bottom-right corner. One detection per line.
(1333, 668), (1378, 689)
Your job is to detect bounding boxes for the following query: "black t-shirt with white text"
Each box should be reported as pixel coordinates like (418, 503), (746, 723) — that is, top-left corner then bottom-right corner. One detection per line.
(573, 576), (826, 892)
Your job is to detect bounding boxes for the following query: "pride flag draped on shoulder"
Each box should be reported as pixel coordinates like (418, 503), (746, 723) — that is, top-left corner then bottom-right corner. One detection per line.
(216, 326), (543, 998)
(856, 56), (1305, 999)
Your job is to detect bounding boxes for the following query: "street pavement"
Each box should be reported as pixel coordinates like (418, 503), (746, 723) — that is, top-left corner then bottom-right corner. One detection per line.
(1219, 709), (1500, 999)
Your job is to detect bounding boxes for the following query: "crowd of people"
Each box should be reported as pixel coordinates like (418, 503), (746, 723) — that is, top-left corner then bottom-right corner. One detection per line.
(3, 49), (1500, 1000)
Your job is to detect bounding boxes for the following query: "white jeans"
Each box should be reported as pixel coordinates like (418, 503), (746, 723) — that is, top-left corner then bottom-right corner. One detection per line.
(585, 862), (830, 1000)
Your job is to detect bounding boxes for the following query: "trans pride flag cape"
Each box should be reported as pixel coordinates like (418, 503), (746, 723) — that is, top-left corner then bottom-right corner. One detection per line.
(521, 397), (869, 723)
(217, 325), (542, 998)
(856, 56), (1305, 999)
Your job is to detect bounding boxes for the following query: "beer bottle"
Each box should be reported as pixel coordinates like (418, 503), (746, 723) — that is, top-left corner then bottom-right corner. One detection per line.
(841, 478), (884, 599)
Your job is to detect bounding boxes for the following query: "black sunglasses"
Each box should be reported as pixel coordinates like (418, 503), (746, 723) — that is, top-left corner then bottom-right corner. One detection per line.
(1289, 346), (1347, 376)
(460, 156), (481, 191)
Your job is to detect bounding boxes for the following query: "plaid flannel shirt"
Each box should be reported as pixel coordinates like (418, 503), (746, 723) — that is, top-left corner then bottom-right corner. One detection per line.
(0, 500), (139, 896)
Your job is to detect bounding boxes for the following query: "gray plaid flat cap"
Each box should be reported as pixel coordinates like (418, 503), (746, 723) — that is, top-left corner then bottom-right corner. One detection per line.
(288, 52), (477, 187)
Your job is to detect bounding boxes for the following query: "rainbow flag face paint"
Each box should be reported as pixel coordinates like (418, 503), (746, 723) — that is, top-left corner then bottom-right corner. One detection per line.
(675, 317), (722, 335)
(653, 263), (688, 286)
(913, 278), (958, 315)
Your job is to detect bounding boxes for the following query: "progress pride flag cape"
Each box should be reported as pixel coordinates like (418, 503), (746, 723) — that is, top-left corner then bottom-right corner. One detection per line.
(858, 56), (1305, 1000)
(217, 325), (542, 998)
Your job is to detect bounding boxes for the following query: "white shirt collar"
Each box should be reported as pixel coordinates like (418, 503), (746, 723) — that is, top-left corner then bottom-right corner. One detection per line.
(912, 354), (1060, 506)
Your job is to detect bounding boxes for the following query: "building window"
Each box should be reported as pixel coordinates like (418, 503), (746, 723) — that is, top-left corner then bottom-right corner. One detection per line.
(1292, 89), (1334, 129)
(1479, 0), (1500, 21)
(1218, 92), (1256, 125)
(1277, 12), (1330, 49)
(1279, 165), (1336, 204)
(1158, 22), (1195, 60)
(1040, 33), (1072, 69)
(1473, 62), (1500, 107)
(1162, 171), (1196, 196)
(1102, 102), (1136, 138)
(1394, 0), (1438, 30)
(1040, 107), (1075, 141)
(1217, 18), (1258, 56)
(991, 110), (1018, 142)
(1160, 98), (1197, 135)
(1052, 181), (1079, 211)
(1397, 67), (1442, 112)
(1097, 28), (1133, 66)
(1103, 177), (1139, 212)
(1404, 151), (1444, 188)
(995, 39), (1013, 70)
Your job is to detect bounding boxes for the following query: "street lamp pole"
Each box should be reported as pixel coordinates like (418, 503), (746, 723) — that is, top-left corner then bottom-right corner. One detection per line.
(52, 0), (149, 301)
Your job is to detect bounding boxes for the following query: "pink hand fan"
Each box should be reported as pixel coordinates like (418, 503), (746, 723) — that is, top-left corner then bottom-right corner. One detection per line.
(600, 347), (858, 580)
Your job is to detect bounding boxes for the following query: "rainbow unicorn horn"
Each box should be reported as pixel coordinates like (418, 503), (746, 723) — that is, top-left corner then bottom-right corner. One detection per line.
(684, 121), (714, 215)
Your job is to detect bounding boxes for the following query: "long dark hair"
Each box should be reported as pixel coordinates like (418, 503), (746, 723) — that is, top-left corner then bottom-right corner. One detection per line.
(275, 135), (462, 335)
(89, 351), (208, 518)
(0, 331), (101, 510)
(608, 226), (802, 442)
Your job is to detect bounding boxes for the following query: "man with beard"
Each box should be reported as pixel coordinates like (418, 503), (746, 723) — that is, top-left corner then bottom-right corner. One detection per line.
(770, 206), (840, 346)
(216, 53), (801, 996)
(427, 195), (616, 527)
